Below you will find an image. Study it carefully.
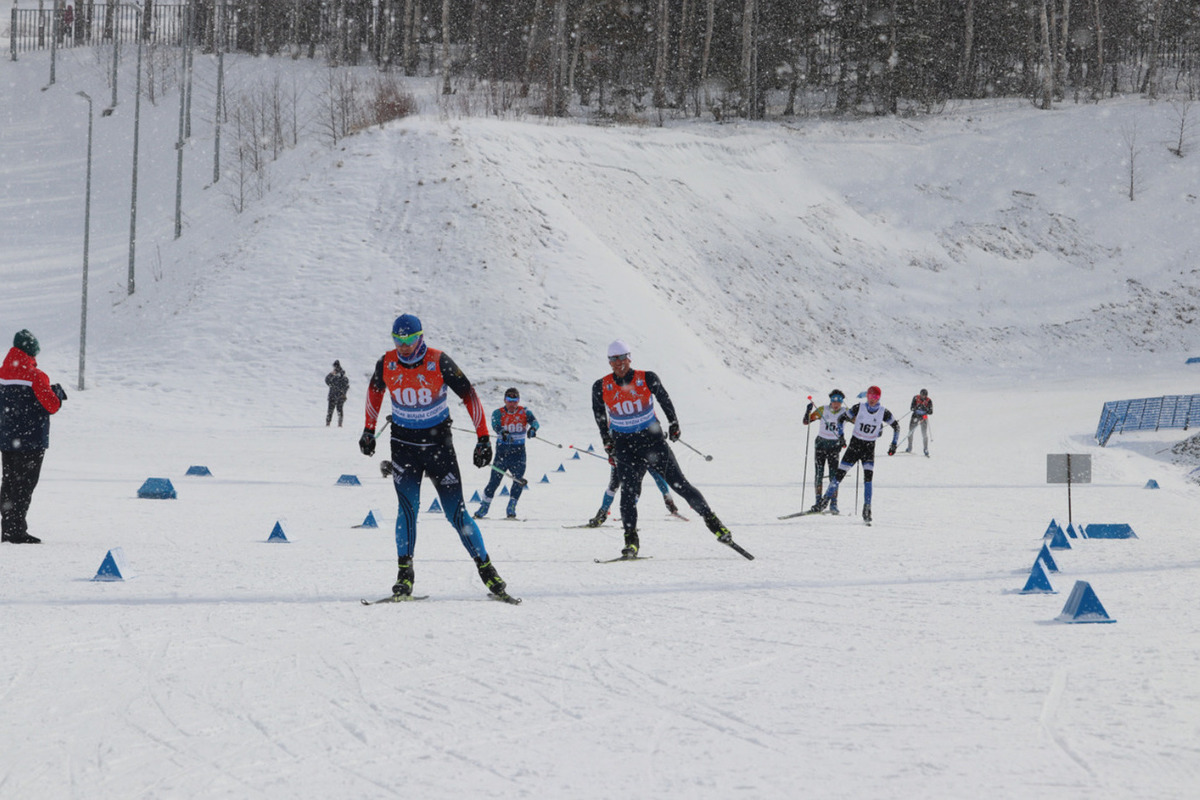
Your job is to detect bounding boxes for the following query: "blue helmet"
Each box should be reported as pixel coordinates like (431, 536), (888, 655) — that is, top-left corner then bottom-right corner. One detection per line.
(392, 314), (427, 364)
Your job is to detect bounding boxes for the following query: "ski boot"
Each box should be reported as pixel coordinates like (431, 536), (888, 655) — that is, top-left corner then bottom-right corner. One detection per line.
(703, 513), (733, 544)
(621, 529), (640, 558)
(586, 509), (609, 528)
(808, 496), (829, 514)
(391, 558), (414, 597)
(862, 504), (872, 523)
(663, 496), (679, 515)
(506, 502), (518, 519)
(473, 501), (491, 519)
(829, 502), (840, 515)
(475, 557), (507, 596)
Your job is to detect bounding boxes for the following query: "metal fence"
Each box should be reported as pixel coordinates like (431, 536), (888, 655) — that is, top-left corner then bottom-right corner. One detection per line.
(9, 4), (195, 57)
(1095, 395), (1200, 446)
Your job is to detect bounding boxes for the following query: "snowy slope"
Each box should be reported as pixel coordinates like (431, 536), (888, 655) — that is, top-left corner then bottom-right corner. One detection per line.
(2, 50), (1199, 799)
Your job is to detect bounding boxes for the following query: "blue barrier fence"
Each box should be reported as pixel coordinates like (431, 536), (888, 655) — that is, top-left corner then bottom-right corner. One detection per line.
(1095, 394), (1200, 446)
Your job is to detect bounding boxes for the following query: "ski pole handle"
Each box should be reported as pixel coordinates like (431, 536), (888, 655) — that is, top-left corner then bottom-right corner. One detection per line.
(678, 439), (714, 461)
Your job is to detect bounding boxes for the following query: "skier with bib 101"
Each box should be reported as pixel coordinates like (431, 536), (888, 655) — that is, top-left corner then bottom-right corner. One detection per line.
(359, 313), (514, 601)
(591, 339), (747, 559)
(807, 385), (899, 524)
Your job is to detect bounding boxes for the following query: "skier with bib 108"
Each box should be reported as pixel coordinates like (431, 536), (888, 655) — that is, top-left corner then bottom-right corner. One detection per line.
(359, 313), (514, 601)
(591, 339), (747, 559)
(807, 385), (899, 524)
(474, 387), (539, 520)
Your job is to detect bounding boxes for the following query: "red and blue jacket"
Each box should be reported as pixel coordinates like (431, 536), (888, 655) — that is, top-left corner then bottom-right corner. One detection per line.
(0, 347), (62, 451)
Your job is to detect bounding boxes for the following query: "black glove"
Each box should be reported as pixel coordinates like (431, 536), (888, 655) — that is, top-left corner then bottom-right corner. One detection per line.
(887, 442), (897, 456)
(500, 432), (512, 444)
(668, 421), (681, 442)
(837, 435), (846, 449)
(602, 437), (614, 457)
(359, 428), (376, 457)
(473, 436), (492, 468)
(528, 427), (537, 438)
(51, 383), (68, 402)
(805, 401), (814, 417)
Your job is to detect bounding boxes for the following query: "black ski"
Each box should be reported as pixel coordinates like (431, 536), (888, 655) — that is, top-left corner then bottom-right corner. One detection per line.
(488, 591), (522, 605)
(778, 509), (821, 519)
(594, 555), (654, 563)
(361, 594), (430, 605)
(719, 538), (755, 560)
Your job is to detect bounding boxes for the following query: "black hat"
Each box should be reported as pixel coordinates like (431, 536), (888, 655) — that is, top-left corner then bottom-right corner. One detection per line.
(13, 329), (39, 357)
(504, 387), (520, 400)
(333, 360), (341, 369)
(920, 388), (928, 396)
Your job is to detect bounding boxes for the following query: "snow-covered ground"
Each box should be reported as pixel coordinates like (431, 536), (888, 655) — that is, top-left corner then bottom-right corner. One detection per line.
(2, 48), (1199, 798)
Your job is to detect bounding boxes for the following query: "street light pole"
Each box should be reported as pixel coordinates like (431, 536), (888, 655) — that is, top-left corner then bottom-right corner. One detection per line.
(76, 91), (93, 391)
(126, 3), (143, 294)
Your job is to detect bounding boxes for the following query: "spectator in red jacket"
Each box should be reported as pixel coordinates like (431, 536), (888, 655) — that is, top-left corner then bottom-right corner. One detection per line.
(1, 330), (67, 544)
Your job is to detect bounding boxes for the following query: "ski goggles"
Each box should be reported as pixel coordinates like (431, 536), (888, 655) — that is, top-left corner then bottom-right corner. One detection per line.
(393, 330), (423, 347)
(829, 393), (845, 403)
(608, 353), (630, 363)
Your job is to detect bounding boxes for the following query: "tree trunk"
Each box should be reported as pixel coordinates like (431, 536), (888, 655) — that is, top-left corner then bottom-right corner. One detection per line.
(522, 0), (544, 98)
(549, 0), (568, 115)
(653, 0), (669, 107)
(700, 0), (715, 108)
(1091, 0), (1104, 100)
(958, 0), (975, 97)
(440, 0), (451, 93)
(740, 0), (756, 116)
(1055, 0), (1070, 99)
(1141, 0), (1163, 98)
(1038, 0), (1054, 109)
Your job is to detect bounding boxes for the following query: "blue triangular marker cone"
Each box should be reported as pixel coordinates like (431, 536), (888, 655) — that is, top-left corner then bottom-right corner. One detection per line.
(1037, 543), (1059, 573)
(572, 451), (581, 460)
(540, 474), (550, 483)
(471, 490), (481, 502)
(556, 464), (566, 472)
(357, 510), (378, 528)
(1056, 580), (1115, 623)
(93, 547), (131, 581)
(1048, 525), (1072, 550)
(268, 522), (289, 542)
(1043, 519), (1064, 540)
(1020, 559), (1056, 594)
(500, 486), (510, 496)
(428, 498), (443, 513)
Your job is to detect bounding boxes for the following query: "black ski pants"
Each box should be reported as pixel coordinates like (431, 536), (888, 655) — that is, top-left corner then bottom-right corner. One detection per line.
(612, 431), (712, 533)
(1, 449), (45, 541)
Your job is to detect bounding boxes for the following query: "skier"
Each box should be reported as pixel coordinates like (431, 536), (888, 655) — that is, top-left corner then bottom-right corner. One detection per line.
(359, 313), (512, 600)
(808, 385), (899, 524)
(585, 464), (681, 528)
(474, 387), (539, 519)
(1, 330), (67, 544)
(324, 360), (349, 427)
(591, 339), (743, 558)
(905, 388), (933, 456)
(803, 388), (847, 514)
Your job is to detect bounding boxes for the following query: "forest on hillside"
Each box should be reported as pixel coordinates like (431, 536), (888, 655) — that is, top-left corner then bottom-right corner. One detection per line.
(14, 0), (1200, 118)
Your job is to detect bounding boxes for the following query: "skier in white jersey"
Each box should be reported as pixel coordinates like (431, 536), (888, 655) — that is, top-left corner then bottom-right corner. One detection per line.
(807, 385), (899, 523)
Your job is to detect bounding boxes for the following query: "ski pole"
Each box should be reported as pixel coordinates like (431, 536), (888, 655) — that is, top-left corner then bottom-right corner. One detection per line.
(568, 444), (609, 460)
(677, 438), (714, 462)
(490, 465), (528, 488)
(531, 434), (564, 449)
(800, 395), (813, 511)
(374, 418), (393, 439)
(854, 463), (860, 517)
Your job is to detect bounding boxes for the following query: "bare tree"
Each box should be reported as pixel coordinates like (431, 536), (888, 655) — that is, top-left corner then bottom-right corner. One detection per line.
(958, 0), (975, 97)
(1141, 0), (1164, 98)
(1121, 122), (1141, 201)
(440, 0), (451, 94)
(1091, 0), (1104, 101)
(1169, 101), (1194, 158)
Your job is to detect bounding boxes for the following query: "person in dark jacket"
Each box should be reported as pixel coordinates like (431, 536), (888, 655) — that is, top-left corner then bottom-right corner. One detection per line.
(1, 330), (66, 544)
(325, 360), (350, 426)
